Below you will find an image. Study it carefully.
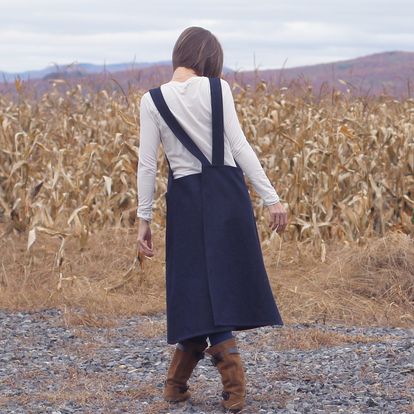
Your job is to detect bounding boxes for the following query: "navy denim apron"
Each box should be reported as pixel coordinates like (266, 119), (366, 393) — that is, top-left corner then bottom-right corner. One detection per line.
(149, 77), (283, 344)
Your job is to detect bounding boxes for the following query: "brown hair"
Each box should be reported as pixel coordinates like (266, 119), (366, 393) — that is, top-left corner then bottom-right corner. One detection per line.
(172, 26), (223, 78)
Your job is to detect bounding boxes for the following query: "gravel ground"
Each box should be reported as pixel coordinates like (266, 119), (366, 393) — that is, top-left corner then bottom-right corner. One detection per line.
(0, 308), (413, 414)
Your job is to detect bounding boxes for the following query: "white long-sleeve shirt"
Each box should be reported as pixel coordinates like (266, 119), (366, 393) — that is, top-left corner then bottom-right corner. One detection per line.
(137, 76), (280, 222)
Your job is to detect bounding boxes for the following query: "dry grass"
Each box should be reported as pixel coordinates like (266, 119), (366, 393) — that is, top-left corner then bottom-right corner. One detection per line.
(59, 304), (121, 328)
(134, 318), (166, 338)
(245, 326), (393, 352)
(0, 367), (162, 412)
(0, 224), (166, 317)
(262, 231), (414, 328)
(1, 221), (413, 328)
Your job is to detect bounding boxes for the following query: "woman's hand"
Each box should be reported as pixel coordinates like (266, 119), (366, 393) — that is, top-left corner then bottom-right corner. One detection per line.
(266, 202), (288, 233)
(137, 218), (154, 257)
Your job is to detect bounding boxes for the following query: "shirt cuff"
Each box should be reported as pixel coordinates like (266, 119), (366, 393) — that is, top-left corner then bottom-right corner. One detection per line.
(137, 210), (152, 223)
(263, 194), (280, 206)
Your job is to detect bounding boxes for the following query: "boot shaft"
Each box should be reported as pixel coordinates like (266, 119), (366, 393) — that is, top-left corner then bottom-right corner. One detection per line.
(164, 338), (209, 402)
(205, 337), (246, 412)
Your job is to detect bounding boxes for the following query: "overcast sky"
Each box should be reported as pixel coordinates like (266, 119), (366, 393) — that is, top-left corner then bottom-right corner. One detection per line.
(1, 0), (414, 73)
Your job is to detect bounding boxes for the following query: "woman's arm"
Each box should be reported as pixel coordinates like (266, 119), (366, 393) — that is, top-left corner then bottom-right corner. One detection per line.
(221, 79), (280, 206)
(136, 92), (161, 223)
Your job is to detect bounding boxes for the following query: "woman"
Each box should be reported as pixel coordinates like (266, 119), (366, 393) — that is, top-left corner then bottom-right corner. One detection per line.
(136, 26), (287, 413)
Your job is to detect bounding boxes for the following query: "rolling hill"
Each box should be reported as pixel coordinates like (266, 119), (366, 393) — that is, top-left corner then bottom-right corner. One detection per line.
(1, 51), (413, 98)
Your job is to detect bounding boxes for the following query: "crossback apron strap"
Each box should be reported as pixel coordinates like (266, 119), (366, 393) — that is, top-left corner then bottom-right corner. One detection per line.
(209, 77), (225, 166)
(149, 87), (211, 166)
(209, 77), (242, 170)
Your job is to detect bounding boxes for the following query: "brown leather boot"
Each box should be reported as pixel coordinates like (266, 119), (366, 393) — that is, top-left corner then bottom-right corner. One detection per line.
(163, 338), (209, 402)
(205, 337), (246, 413)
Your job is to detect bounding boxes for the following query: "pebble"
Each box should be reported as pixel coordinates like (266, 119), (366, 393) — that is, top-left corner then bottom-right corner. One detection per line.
(0, 308), (413, 413)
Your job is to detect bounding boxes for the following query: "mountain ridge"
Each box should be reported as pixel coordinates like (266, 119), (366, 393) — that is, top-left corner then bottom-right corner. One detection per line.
(1, 51), (414, 98)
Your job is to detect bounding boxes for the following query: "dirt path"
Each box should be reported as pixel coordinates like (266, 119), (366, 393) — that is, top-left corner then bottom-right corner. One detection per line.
(0, 308), (413, 413)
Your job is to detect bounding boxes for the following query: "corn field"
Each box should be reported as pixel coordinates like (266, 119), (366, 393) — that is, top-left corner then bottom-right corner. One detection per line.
(0, 77), (413, 325)
(0, 78), (413, 257)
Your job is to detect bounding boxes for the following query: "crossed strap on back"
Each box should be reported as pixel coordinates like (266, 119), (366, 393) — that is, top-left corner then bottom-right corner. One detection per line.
(148, 77), (226, 169)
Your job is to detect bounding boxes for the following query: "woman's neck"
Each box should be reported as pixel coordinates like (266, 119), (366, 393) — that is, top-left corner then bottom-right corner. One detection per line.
(171, 67), (199, 83)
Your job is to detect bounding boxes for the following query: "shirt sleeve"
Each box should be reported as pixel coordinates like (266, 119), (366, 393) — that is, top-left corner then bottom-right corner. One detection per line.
(136, 93), (161, 222)
(221, 79), (280, 206)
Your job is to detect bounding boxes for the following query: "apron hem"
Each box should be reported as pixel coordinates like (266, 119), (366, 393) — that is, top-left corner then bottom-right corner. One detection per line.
(167, 320), (284, 345)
